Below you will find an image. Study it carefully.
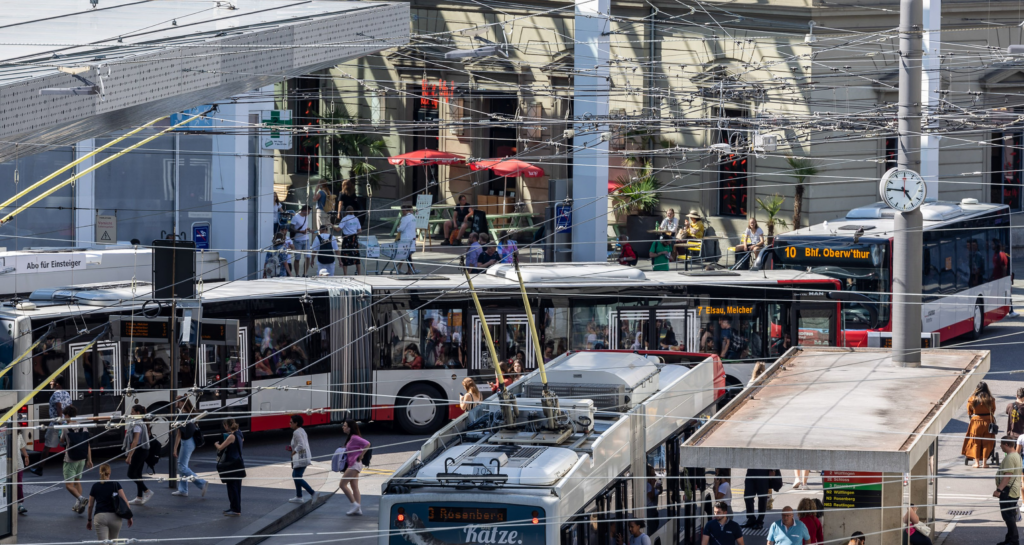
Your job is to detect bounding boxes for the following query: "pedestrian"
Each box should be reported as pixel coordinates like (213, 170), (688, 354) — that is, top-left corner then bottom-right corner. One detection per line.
(311, 224), (339, 276)
(477, 245), (500, 269)
(215, 419), (245, 516)
(995, 436), (1022, 545)
(742, 469), (773, 529)
(793, 469), (810, 490)
(465, 233), (482, 270)
(313, 180), (332, 233)
(287, 414), (315, 503)
(458, 377), (482, 411)
(337, 206), (362, 275)
(123, 404), (152, 505)
(86, 463), (133, 540)
(338, 419), (370, 516)
(702, 501), (744, 545)
(713, 469), (732, 519)
(272, 192), (283, 236)
(646, 464), (663, 531)
(660, 209), (679, 233)
(30, 376), (70, 476)
(396, 203), (418, 274)
(902, 504), (932, 545)
(797, 498), (823, 544)
(171, 398), (209, 498)
(1009, 387), (1024, 441)
(963, 381), (997, 468)
(614, 520), (651, 545)
(443, 194), (470, 245)
(618, 236), (638, 266)
(848, 532), (866, 545)
(766, 506), (810, 545)
(61, 405), (92, 513)
(649, 234), (672, 271)
(15, 430), (27, 515)
(290, 205), (312, 276)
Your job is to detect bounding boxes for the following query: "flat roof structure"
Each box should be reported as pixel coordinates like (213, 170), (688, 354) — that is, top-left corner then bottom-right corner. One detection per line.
(682, 347), (990, 473)
(0, 0), (408, 162)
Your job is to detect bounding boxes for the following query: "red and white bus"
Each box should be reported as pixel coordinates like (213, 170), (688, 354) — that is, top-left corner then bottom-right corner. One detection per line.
(760, 199), (1012, 346)
(0, 264), (843, 451)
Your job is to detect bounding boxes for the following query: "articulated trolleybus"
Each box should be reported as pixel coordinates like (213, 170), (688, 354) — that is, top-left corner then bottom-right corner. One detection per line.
(762, 199), (1012, 346)
(378, 350), (722, 545)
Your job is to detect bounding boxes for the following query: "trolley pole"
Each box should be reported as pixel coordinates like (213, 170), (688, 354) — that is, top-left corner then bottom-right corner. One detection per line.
(892, 0), (924, 366)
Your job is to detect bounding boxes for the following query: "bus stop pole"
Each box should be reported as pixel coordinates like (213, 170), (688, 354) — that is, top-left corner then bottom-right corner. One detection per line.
(892, 0), (923, 366)
(168, 299), (178, 487)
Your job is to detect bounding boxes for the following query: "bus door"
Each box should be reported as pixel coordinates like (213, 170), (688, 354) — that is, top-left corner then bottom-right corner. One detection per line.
(790, 303), (838, 348)
(612, 307), (697, 351)
(67, 341), (121, 419)
(470, 312), (535, 373)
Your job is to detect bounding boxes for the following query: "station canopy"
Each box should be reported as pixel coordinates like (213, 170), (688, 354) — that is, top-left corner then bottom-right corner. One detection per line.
(0, 0), (409, 162)
(682, 347), (990, 473)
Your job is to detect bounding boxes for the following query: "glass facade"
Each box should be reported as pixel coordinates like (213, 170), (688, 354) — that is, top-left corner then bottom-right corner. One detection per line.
(0, 147), (75, 249)
(93, 133), (176, 243)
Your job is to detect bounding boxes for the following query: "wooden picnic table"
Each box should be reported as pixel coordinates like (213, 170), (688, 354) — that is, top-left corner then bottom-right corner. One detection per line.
(486, 212), (538, 242)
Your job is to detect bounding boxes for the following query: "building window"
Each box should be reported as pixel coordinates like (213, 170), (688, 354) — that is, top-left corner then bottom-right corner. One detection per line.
(992, 131), (1022, 211)
(717, 109), (748, 217)
(885, 137), (898, 172)
(292, 77), (321, 176)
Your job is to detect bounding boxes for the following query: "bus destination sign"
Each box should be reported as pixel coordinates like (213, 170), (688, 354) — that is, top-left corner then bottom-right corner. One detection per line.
(776, 243), (881, 267)
(113, 318), (169, 341)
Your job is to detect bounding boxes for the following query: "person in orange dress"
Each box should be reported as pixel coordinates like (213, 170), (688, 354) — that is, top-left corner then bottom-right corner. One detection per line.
(963, 381), (998, 468)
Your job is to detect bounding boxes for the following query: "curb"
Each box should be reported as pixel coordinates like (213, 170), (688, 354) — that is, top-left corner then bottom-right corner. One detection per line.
(214, 492), (334, 545)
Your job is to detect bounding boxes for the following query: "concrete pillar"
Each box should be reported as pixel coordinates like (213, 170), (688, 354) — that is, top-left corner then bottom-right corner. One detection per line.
(909, 451), (930, 527)
(881, 472), (903, 545)
(920, 0), (940, 201)
(571, 0), (610, 263)
(211, 103), (250, 281)
(74, 139), (96, 246)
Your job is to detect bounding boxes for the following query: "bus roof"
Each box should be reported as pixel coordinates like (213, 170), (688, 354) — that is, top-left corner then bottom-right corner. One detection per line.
(781, 200), (1007, 240)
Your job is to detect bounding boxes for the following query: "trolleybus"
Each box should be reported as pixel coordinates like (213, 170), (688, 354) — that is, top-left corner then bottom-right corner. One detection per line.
(0, 264), (841, 449)
(760, 199), (1012, 346)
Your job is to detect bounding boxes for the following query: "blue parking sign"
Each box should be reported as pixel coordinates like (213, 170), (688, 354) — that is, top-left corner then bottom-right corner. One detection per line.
(555, 204), (572, 233)
(193, 224), (210, 250)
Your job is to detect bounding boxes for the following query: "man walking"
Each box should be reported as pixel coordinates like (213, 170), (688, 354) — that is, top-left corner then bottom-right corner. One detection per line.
(311, 225), (339, 276)
(995, 436), (1022, 545)
(766, 506), (810, 545)
(290, 205), (312, 276)
(703, 501), (744, 545)
(742, 469), (773, 530)
(397, 204), (418, 274)
(313, 181), (332, 233)
(30, 376), (70, 476)
(60, 405), (92, 513)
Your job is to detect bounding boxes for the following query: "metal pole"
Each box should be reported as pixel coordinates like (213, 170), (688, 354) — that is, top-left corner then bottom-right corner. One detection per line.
(167, 295), (178, 487)
(892, 0), (924, 366)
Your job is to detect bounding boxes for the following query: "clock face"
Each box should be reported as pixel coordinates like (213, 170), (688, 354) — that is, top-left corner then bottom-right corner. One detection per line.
(879, 168), (927, 211)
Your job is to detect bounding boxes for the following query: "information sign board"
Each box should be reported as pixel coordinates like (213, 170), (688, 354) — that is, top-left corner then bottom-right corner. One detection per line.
(822, 471), (882, 509)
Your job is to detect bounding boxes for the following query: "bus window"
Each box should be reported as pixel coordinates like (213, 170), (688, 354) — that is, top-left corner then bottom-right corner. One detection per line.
(939, 239), (956, 292)
(923, 244), (940, 296)
(698, 303), (761, 361)
(380, 310), (419, 370)
(768, 304), (792, 358)
(955, 238), (971, 291)
(421, 309), (465, 369)
(178, 346), (196, 389)
(129, 343), (171, 390)
(795, 308), (833, 347)
(33, 336), (69, 403)
(989, 233), (1010, 281)
(540, 307), (569, 362)
(571, 304), (614, 350)
(253, 316), (310, 378)
(967, 234), (987, 286)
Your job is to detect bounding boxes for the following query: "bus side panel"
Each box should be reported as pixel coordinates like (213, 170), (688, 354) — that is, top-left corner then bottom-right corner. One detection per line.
(330, 282), (372, 422)
(251, 375), (315, 431)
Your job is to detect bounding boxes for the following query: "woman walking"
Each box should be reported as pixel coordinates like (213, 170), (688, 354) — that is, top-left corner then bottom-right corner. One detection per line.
(124, 405), (152, 505)
(287, 415), (315, 503)
(86, 463), (133, 540)
(459, 377), (482, 411)
(963, 381), (998, 468)
(338, 419), (370, 516)
(171, 398), (209, 497)
(215, 419), (245, 516)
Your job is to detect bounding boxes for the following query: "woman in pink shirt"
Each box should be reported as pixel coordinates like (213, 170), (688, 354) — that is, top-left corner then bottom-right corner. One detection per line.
(338, 419), (370, 516)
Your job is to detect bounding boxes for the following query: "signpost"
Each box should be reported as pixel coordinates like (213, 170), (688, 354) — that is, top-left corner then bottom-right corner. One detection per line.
(555, 203), (572, 233)
(259, 110), (292, 149)
(95, 215), (116, 244)
(822, 471), (882, 509)
(192, 223), (210, 250)
(415, 194), (433, 251)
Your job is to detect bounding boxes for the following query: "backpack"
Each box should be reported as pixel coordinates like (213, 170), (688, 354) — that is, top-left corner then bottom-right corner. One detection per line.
(316, 235), (335, 265)
(1010, 403), (1024, 437)
(331, 447), (347, 473)
(264, 253), (281, 278)
(64, 428), (90, 462)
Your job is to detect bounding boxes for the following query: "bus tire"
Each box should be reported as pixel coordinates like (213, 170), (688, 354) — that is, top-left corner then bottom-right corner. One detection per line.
(969, 297), (985, 340)
(395, 383), (447, 434)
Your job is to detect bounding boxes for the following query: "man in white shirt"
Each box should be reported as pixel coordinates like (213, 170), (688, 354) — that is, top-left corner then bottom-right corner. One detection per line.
(290, 205), (312, 276)
(659, 209), (679, 233)
(397, 203), (419, 274)
(311, 225), (340, 276)
(337, 206), (362, 275)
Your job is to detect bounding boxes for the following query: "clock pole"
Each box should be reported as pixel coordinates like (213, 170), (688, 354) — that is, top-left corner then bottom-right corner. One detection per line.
(892, 0), (924, 366)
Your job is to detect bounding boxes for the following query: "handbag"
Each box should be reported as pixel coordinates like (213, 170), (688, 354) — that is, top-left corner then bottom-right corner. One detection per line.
(113, 491), (133, 519)
(990, 421), (1001, 435)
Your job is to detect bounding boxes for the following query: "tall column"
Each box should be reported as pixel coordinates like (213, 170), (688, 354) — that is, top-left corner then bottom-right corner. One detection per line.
(920, 0), (940, 201)
(572, 0), (611, 263)
(74, 140), (96, 246)
(211, 103), (251, 281)
(892, 0), (924, 366)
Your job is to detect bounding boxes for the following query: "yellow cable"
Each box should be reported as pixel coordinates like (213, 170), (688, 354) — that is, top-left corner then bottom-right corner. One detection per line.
(1, 110), (209, 225)
(0, 116), (166, 213)
(0, 336), (99, 425)
(0, 335), (47, 384)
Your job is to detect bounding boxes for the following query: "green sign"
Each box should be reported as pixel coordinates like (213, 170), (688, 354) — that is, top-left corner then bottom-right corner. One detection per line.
(260, 110), (292, 149)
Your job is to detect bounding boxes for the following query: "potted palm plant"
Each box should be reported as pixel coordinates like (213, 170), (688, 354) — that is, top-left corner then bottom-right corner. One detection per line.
(612, 159), (661, 258)
(785, 157), (819, 229)
(755, 193), (788, 244)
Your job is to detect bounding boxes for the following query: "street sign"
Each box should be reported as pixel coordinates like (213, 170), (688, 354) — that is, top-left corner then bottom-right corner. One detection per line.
(192, 224), (210, 250)
(170, 105), (215, 132)
(415, 194), (433, 230)
(95, 215), (116, 244)
(822, 471), (882, 509)
(259, 110), (292, 149)
(555, 203), (572, 233)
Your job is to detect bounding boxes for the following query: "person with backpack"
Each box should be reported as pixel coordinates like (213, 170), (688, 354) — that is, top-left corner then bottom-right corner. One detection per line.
(86, 463), (133, 540)
(287, 414), (315, 503)
(313, 180), (333, 233)
(60, 405), (93, 514)
(338, 419), (370, 516)
(1008, 388), (1024, 443)
(124, 405), (152, 505)
(311, 224), (339, 276)
(215, 419), (245, 516)
(171, 398), (209, 498)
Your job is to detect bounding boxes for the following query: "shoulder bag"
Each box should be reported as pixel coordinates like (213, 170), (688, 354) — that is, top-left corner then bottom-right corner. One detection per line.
(113, 489), (133, 519)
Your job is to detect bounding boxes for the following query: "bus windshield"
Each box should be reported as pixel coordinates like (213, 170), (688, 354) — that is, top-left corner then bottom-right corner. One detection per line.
(771, 239), (890, 330)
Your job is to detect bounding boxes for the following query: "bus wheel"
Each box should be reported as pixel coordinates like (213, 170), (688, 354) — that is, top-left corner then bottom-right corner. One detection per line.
(969, 298), (985, 340)
(395, 384), (447, 434)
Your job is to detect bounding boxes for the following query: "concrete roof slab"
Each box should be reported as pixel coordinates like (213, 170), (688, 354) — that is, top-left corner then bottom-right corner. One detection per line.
(682, 347), (990, 473)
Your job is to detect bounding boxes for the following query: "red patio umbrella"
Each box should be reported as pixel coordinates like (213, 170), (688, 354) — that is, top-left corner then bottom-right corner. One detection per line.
(388, 150), (466, 166)
(469, 158), (545, 178)
(608, 180), (623, 192)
